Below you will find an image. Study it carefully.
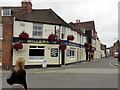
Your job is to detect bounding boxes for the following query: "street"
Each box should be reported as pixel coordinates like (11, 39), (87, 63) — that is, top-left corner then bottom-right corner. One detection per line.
(2, 57), (118, 89)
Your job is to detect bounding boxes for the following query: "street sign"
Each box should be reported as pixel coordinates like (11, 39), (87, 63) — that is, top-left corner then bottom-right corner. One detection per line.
(116, 48), (120, 51)
(56, 29), (60, 41)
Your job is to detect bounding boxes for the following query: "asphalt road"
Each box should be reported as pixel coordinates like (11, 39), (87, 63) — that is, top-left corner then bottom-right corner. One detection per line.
(2, 57), (118, 89)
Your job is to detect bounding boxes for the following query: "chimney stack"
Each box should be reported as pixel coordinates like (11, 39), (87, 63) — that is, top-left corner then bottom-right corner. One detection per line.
(21, 0), (32, 12)
(75, 19), (80, 30)
(76, 19), (80, 23)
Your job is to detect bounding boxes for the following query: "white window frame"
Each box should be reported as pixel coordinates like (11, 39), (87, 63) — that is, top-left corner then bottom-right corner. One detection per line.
(33, 23), (43, 38)
(1, 9), (11, 16)
(69, 48), (75, 59)
(29, 46), (45, 61)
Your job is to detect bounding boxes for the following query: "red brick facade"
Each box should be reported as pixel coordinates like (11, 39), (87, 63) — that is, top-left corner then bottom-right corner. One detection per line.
(1, 1), (33, 69)
(2, 16), (14, 69)
(0, 41), (2, 63)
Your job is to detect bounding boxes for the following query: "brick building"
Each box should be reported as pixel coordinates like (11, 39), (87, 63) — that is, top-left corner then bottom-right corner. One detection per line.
(69, 20), (101, 60)
(110, 40), (120, 56)
(0, 1), (35, 68)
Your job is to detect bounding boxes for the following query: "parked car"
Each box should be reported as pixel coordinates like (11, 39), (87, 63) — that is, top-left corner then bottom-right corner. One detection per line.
(114, 52), (118, 58)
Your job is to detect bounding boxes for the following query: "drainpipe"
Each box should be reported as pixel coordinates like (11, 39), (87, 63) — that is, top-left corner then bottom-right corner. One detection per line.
(80, 35), (81, 62)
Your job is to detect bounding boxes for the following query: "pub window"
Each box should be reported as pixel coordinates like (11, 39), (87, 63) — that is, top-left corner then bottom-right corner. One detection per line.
(1, 9), (11, 16)
(70, 49), (75, 59)
(33, 23), (43, 38)
(29, 46), (44, 61)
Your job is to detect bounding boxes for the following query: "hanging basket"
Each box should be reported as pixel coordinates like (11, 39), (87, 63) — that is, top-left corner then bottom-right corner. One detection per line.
(12, 42), (23, 51)
(19, 31), (29, 42)
(67, 35), (74, 41)
(48, 34), (56, 42)
(59, 43), (67, 50)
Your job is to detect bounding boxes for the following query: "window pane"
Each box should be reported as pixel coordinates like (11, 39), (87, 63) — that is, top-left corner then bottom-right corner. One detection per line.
(2, 9), (11, 16)
(37, 32), (42, 36)
(29, 46), (37, 48)
(33, 31), (37, 36)
(69, 49), (75, 59)
(29, 49), (44, 56)
(38, 46), (44, 48)
(33, 23), (43, 37)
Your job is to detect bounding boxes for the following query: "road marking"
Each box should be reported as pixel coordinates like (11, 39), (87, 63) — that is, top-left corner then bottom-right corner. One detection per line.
(109, 61), (118, 68)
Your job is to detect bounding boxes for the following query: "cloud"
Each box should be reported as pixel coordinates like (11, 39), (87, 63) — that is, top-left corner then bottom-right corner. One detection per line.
(0, 0), (119, 47)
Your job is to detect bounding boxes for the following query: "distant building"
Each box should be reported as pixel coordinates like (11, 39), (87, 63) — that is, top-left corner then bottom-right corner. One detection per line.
(71, 20), (101, 60)
(110, 40), (120, 56)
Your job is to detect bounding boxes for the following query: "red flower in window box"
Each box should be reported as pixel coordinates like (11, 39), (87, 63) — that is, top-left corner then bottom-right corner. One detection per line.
(48, 34), (56, 41)
(67, 35), (74, 41)
(19, 31), (29, 40)
(12, 42), (23, 51)
(59, 43), (67, 50)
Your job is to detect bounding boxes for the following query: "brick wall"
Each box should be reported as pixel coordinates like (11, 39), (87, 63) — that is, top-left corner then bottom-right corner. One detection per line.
(2, 16), (14, 69)
(0, 41), (2, 63)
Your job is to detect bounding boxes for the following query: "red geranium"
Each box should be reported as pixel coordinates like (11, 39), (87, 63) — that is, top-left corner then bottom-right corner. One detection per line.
(12, 42), (23, 51)
(59, 43), (67, 50)
(67, 35), (74, 41)
(19, 31), (29, 40)
(48, 34), (56, 41)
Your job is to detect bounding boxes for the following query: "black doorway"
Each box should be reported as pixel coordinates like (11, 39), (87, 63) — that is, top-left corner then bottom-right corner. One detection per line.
(61, 50), (65, 65)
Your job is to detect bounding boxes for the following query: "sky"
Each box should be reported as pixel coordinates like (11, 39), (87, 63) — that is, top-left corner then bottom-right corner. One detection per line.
(0, 0), (119, 47)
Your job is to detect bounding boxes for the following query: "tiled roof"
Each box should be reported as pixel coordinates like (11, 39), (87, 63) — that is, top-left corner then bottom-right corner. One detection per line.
(16, 9), (69, 27)
(69, 22), (87, 36)
(80, 21), (96, 31)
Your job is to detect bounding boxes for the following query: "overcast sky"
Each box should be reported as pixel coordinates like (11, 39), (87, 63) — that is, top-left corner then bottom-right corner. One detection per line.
(0, 0), (119, 47)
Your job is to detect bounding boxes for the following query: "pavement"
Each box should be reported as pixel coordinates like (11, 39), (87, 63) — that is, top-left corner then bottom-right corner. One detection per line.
(1, 57), (119, 73)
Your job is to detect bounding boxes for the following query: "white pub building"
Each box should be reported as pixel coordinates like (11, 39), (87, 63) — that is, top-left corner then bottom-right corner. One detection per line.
(1, 0), (87, 68)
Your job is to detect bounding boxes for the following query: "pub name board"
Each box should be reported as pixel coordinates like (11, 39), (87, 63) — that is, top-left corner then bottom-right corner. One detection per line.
(27, 40), (49, 44)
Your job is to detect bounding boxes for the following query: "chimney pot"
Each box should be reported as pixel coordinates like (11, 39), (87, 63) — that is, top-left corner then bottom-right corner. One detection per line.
(76, 19), (80, 23)
(21, 0), (32, 12)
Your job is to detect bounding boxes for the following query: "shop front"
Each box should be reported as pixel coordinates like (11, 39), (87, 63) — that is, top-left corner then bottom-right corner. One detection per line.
(13, 38), (83, 68)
